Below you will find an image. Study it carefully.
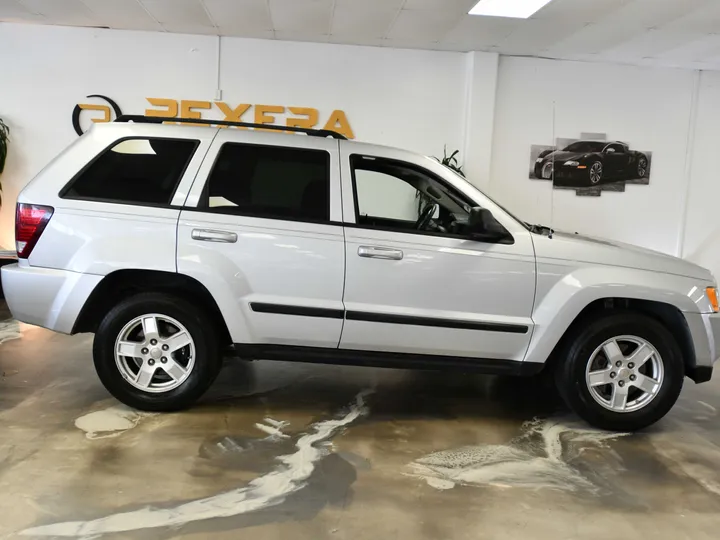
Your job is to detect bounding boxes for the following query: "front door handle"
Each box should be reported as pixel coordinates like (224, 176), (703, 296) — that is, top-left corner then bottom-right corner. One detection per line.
(191, 229), (238, 243)
(358, 246), (403, 260)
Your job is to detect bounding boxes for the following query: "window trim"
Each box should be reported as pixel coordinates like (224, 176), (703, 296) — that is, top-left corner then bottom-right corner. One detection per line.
(59, 136), (200, 207)
(348, 154), (514, 244)
(195, 141), (333, 225)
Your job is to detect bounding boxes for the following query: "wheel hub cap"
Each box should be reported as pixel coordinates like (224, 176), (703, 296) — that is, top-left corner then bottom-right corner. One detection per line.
(585, 335), (664, 413)
(114, 313), (196, 394)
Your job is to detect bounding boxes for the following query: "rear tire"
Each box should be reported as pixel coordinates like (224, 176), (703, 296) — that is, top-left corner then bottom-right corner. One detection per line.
(93, 292), (221, 412)
(555, 312), (684, 431)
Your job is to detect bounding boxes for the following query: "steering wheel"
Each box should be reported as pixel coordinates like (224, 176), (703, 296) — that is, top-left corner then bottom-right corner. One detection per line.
(416, 202), (439, 230)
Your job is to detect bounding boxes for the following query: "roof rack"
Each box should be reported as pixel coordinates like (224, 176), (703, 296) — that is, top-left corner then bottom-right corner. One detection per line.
(115, 115), (347, 140)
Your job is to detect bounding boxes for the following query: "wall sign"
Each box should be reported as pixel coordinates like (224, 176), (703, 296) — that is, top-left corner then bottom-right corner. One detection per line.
(73, 96), (355, 139)
(528, 133), (652, 197)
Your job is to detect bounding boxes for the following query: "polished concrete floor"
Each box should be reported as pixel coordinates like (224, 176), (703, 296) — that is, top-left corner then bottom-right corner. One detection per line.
(2, 309), (720, 539)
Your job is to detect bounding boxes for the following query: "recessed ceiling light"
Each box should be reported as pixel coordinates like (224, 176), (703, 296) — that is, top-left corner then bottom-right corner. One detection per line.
(469, 0), (555, 19)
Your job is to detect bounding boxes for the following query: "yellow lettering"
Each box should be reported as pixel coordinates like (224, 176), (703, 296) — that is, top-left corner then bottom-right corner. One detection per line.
(255, 104), (285, 131)
(180, 100), (211, 125)
(79, 104), (111, 124)
(145, 98), (178, 120)
(287, 107), (319, 130)
(215, 102), (251, 128)
(323, 110), (354, 139)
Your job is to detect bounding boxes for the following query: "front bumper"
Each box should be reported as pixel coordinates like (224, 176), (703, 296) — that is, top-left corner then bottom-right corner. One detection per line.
(1, 264), (102, 334)
(684, 312), (720, 383)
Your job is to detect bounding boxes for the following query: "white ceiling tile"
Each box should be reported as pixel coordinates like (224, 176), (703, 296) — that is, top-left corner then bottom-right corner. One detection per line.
(655, 34), (720, 63)
(334, 0), (404, 8)
(219, 26), (273, 39)
(81, 0), (160, 30)
(159, 22), (217, 35)
(0, 0), (37, 18)
(441, 15), (519, 49)
(140, 0), (212, 26)
(204, 0), (272, 31)
(404, 0), (477, 13)
(18, 0), (96, 25)
(496, 18), (586, 55)
(274, 29), (329, 42)
(331, 6), (395, 38)
(531, 0), (632, 23)
(387, 9), (464, 41)
(269, 0), (332, 33)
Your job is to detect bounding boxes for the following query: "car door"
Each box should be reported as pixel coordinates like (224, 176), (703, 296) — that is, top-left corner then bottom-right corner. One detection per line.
(602, 143), (628, 178)
(338, 142), (536, 362)
(177, 129), (345, 348)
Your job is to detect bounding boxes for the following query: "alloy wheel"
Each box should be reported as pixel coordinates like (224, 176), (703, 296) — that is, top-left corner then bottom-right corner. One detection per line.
(638, 158), (648, 178)
(541, 162), (554, 179)
(589, 162), (603, 184)
(114, 313), (195, 393)
(585, 335), (664, 413)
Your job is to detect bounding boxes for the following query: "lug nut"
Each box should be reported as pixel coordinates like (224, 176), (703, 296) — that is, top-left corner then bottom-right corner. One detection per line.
(148, 359), (155, 366)
(162, 344), (169, 351)
(610, 372), (616, 378)
(161, 357), (167, 363)
(628, 362), (635, 369)
(141, 348), (149, 354)
(618, 380), (625, 387)
(615, 361), (622, 367)
(150, 339), (158, 345)
(629, 374), (636, 381)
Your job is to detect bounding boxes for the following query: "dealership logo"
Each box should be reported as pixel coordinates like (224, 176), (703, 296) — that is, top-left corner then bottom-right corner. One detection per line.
(72, 95), (123, 135)
(72, 96), (355, 138)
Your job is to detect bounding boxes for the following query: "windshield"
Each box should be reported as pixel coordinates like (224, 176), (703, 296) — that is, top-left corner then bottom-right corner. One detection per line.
(562, 141), (605, 152)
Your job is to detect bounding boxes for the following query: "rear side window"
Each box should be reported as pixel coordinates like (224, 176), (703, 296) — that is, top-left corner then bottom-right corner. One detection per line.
(202, 143), (330, 222)
(63, 138), (198, 205)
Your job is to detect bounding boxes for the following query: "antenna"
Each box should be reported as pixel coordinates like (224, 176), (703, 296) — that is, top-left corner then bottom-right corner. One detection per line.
(548, 100), (556, 239)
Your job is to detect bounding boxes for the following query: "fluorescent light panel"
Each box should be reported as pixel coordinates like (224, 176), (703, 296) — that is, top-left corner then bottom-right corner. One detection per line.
(469, 0), (555, 19)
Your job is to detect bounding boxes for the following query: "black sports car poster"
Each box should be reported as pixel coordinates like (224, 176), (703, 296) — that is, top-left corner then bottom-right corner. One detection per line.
(529, 133), (652, 197)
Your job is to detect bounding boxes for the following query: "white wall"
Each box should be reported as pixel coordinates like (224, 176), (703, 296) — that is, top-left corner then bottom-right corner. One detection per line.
(488, 56), (696, 255)
(0, 22), (469, 248)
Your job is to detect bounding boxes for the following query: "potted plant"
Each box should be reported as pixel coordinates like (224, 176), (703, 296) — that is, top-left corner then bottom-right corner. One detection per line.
(417, 146), (465, 213)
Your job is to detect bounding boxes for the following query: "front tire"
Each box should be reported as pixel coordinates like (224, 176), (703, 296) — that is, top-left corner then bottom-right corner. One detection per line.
(93, 292), (222, 412)
(588, 161), (603, 185)
(555, 312), (684, 431)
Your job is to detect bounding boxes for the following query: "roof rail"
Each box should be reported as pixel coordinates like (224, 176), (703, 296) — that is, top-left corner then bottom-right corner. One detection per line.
(114, 115), (347, 140)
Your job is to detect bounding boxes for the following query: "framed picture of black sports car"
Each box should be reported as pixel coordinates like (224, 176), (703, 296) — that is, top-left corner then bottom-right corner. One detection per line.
(528, 133), (652, 197)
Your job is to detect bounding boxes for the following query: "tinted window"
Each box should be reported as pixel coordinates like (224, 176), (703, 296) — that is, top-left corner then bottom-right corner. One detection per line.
(203, 143), (330, 222)
(64, 138), (198, 204)
(563, 141), (605, 152)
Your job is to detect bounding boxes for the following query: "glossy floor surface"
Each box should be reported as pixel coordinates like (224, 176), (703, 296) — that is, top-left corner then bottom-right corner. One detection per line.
(2, 313), (720, 539)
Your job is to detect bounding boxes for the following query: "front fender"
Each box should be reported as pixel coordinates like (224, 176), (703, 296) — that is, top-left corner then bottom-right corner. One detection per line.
(524, 263), (711, 364)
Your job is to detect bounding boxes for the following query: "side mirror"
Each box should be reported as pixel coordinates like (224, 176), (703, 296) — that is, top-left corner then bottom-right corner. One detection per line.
(467, 207), (512, 243)
(605, 147), (615, 154)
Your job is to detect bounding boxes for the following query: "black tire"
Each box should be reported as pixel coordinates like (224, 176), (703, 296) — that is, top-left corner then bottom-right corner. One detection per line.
(555, 312), (684, 431)
(93, 292), (221, 412)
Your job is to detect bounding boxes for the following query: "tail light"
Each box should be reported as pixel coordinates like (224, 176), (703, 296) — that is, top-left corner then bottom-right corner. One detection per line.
(16, 203), (54, 259)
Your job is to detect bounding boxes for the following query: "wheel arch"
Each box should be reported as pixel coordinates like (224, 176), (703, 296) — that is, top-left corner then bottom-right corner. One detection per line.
(73, 269), (232, 347)
(540, 297), (698, 381)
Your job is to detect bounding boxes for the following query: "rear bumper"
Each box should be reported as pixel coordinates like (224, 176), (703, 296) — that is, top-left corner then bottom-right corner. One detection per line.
(684, 312), (720, 383)
(1, 264), (102, 333)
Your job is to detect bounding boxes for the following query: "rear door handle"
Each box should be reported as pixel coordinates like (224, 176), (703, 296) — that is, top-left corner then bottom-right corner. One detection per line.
(358, 246), (403, 260)
(191, 229), (238, 243)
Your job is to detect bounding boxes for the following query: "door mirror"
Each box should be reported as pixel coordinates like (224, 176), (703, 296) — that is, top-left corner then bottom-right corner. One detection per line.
(467, 207), (512, 243)
(604, 147), (616, 154)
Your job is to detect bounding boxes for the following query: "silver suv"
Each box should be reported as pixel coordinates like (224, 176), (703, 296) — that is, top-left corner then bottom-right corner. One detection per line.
(3, 116), (719, 431)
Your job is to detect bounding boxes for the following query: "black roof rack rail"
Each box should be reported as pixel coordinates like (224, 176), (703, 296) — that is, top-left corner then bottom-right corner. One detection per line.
(115, 115), (347, 140)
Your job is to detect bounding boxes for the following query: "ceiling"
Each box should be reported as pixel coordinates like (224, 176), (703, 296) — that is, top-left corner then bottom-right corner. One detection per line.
(4, 0), (720, 70)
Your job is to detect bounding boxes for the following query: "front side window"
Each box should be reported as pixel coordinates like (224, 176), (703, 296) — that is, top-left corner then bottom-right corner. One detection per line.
(64, 138), (198, 205)
(202, 143), (330, 223)
(351, 155), (472, 236)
